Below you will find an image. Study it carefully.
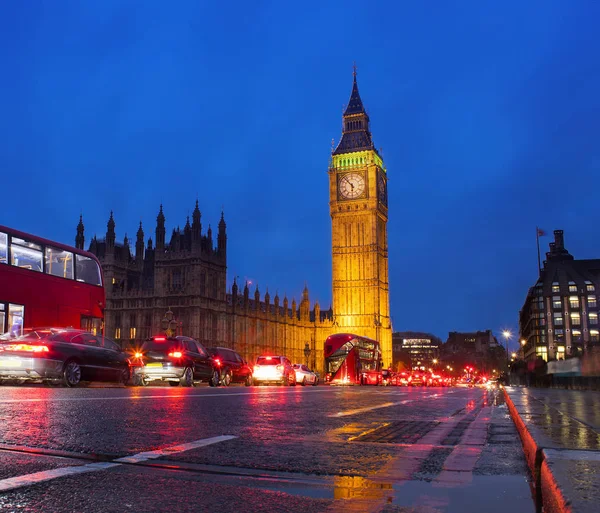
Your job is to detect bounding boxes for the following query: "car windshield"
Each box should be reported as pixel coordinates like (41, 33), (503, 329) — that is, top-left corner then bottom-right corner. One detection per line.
(256, 357), (280, 365)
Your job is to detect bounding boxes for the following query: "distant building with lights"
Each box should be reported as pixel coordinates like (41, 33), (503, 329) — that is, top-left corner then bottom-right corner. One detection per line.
(392, 331), (441, 370)
(519, 230), (600, 362)
(440, 330), (503, 373)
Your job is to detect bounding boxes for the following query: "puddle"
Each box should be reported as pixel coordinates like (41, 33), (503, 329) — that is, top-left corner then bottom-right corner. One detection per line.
(389, 475), (535, 513)
(233, 472), (535, 513)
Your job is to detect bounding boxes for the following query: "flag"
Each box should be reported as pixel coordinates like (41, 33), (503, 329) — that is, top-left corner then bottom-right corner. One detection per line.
(537, 228), (546, 237)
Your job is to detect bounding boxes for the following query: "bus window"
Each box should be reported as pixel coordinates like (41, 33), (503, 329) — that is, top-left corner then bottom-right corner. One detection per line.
(11, 237), (43, 272)
(45, 247), (74, 280)
(0, 232), (7, 264)
(8, 304), (24, 338)
(76, 254), (102, 286)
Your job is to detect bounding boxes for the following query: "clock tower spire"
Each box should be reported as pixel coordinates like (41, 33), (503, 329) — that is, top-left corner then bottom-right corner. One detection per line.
(329, 67), (392, 368)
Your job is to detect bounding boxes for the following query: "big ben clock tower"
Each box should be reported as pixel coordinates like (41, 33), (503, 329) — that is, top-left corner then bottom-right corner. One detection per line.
(329, 68), (392, 368)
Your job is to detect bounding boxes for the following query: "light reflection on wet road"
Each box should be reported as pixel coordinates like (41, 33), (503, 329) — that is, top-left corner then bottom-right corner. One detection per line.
(0, 385), (535, 512)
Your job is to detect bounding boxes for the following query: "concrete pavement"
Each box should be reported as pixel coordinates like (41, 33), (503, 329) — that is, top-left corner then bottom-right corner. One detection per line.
(503, 386), (600, 513)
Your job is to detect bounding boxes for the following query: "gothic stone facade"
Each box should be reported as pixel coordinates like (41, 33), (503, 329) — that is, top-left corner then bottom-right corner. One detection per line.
(80, 204), (335, 374)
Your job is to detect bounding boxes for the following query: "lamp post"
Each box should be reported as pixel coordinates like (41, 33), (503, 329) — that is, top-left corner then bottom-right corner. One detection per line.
(502, 330), (511, 369)
(304, 342), (311, 368)
(161, 308), (178, 337)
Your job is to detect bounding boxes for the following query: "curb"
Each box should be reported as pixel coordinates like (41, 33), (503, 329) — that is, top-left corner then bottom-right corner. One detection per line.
(502, 387), (572, 513)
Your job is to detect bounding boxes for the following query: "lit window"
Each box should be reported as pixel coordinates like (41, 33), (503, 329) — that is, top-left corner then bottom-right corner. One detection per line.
(588, 296), (597, 308)
(552, 296), (561, 309)
(129, 327), (136, 339)
(11, 237), (43, 272)
(570, 313), (580, 325)
(536, 346), (548, 362)
(0, 232), (7, 264)
(45, 247), (74, 280)
(552, 282), (559, 293)
(589, 313), (598, 325)
(555, 329), (564, 336)
(115, 328), (121, 339)
(572, 329), (582, 338)
(591, 330), (599, 343)
(76, 254), (102, 286)
(568, 282), (577, 292)
(569, 296), (580, 309)
(6, 304), (25, 338)
(553, 313), (563, 326)
(556, 346), (565, 360)
(586, 281), (595, 292)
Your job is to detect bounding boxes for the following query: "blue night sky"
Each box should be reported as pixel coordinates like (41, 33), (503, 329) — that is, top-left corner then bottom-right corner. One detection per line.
(2, 1), (600, 352)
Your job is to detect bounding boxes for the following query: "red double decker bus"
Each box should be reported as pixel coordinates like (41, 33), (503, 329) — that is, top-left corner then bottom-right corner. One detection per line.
(0, 225), (105, 338)
(324, 333), (383, 385)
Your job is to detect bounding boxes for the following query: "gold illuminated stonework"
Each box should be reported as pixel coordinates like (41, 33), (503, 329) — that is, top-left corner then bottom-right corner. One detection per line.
(329, 72), (393, 368)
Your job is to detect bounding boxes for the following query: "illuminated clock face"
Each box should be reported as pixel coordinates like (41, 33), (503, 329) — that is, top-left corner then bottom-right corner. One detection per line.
(378, 174), (387, 204)
(339, 172), (366, 199)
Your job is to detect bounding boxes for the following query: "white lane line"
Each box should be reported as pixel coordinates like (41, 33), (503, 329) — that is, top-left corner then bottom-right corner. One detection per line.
(327, 393), (444, 418)
(328, 399), (413, 417)
(0, 388), (334, 404)
(0, 435), (236, 493)
(116, 435), (236, 463)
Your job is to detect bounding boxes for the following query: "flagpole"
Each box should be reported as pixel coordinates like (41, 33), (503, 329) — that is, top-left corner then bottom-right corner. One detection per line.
(536, 226), (541, 277)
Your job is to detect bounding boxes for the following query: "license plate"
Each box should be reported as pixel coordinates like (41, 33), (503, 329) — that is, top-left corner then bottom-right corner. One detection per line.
(146, 363), (163, 368)
(0, 359), (21, 368)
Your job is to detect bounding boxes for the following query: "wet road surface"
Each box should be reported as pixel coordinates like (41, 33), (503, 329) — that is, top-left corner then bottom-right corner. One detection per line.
(0, 385), (535, 512)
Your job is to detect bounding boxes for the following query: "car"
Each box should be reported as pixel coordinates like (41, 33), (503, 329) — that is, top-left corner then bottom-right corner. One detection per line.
(132, 335), (220, 387)
(0, 328), (130, 387)
(381, 369), (398, 386)
(397, 371), (410, 386)
(207, 347), (253, 386)
(292, 363), (318, 386)
(409, 372), (425, 387)
(253, 355), (296, 386)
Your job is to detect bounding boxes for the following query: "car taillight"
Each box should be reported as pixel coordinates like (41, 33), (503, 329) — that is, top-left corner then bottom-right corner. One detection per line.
(168, 351), (183, 358)
(2, 344), (49, 353)
(154, 337), (166, 342)
(214, 358), (221, 367)
(276, 365), (283, 371)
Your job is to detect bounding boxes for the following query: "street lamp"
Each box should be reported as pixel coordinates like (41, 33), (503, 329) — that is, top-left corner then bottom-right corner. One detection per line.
(502, 330), (511, 368)
(304, 342), (311, 368)
(520, 339), (526, 359)
(161, 308), (178, 337)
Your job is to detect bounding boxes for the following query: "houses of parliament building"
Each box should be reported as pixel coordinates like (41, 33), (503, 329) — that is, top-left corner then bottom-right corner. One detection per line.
(79, 71), (393, 372)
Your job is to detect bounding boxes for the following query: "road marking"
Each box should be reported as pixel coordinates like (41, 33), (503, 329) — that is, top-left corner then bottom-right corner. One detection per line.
(327, 393), (444, 418)
(0, 387), (334, 404)
(116, 435), (236, 463)
(328, 399), (413, 417)
(0, 435), (236, 493)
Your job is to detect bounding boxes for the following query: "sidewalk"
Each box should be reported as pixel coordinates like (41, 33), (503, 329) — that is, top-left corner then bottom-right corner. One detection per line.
(503, 387), (600, 513)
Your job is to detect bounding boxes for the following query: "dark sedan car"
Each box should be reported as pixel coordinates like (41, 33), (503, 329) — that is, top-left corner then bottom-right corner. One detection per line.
(132, 335), (220, 387)
(0, 328), (130, 387)
(207, 347), (253, 386)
